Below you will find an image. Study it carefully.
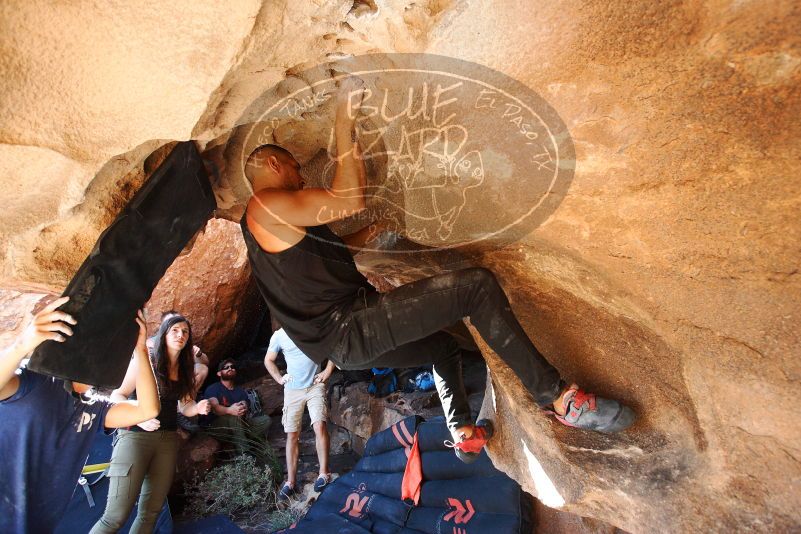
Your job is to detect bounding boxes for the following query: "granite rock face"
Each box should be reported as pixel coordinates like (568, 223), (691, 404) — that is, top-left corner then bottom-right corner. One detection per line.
(144, 218), (259, 364)
(328, 381), (442, 455)
(0, 1), (799, 532)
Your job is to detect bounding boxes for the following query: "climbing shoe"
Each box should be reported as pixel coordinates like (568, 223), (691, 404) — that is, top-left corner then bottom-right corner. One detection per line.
(445, 419), (494, 464)
(552, 385), (635, 433)
(278, 483), (297, 502)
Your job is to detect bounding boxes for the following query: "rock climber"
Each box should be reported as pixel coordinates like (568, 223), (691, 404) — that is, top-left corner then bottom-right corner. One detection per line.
(240, 78), (635, 463)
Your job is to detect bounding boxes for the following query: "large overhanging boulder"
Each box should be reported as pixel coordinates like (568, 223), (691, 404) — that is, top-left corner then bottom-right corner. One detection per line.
(0, 1), (798, 532)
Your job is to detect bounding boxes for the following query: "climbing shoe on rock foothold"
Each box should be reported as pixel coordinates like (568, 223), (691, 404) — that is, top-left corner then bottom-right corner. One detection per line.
(552, 385), (635, 433)
(445, 419), (494, 464)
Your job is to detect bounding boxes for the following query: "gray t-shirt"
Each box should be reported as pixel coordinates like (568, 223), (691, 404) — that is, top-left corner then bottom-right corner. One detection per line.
(267, 328), (321, 389)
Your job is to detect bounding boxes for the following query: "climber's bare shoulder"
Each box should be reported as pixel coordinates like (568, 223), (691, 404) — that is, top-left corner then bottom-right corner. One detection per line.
(245, 196), (306, 254)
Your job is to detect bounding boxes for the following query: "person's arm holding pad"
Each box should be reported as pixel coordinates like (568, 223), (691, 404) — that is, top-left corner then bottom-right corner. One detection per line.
(0, 300), (159, 432)
(103, 310), (160, 429)
(0, 297), (75, 401)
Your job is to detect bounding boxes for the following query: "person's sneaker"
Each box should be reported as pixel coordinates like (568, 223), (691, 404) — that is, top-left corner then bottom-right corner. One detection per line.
(445, 419), (494, 464)
(552, 385), (635, 433)
(314, 473), (332, 492)
(278, 483), (297, 502)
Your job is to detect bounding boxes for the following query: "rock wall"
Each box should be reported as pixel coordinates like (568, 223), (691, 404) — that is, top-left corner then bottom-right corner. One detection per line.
(145, 217), (261, 363)
(0, 1), (799, 532)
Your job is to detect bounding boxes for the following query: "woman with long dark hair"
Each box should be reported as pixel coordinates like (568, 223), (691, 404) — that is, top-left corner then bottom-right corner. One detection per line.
(90, 314), (210, 533)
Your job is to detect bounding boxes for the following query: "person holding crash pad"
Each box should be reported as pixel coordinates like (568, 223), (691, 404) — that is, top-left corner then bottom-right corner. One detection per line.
(240, 77), (635, 464)
(90, 313), (211, 534)
(0, 297), (160, 533)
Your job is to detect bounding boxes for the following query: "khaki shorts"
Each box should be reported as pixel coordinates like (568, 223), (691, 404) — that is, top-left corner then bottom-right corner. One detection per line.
(282, 382), (327, 433)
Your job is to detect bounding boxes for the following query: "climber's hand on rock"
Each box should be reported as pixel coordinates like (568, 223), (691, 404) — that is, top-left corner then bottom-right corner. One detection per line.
(337, 77), (366, 120)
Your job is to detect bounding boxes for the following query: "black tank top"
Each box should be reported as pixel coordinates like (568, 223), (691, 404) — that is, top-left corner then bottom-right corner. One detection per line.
(129, 350), (181, 432)
(240, 215), (374, 363)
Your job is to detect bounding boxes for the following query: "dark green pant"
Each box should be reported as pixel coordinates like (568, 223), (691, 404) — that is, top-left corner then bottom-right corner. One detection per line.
(207, 414), (272, 457)
(90, 430), (178, 534)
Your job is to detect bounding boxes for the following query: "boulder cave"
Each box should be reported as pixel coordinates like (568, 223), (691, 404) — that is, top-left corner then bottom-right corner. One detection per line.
(0, 1), (798, 533)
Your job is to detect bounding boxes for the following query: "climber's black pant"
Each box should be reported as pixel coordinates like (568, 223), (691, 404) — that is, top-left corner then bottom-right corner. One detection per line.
(330, 267), (563, 434)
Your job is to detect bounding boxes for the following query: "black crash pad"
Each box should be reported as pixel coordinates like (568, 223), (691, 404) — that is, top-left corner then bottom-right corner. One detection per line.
(29, 141), (216, 388)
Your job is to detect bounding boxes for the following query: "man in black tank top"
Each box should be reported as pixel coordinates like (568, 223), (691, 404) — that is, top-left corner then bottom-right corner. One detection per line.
(241, 78), (635, 462)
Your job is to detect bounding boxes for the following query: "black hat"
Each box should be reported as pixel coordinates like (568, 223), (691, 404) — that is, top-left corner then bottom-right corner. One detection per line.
(217, 359), (236, 372)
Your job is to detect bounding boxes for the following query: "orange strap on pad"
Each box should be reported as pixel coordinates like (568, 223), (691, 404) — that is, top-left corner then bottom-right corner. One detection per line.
(401, 431), (423, 506)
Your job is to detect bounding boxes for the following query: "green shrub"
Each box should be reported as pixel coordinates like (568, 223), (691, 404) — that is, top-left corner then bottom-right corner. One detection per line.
(184, 454), (279, 517)
(265, 506), (305, 531)
(201, 425), (283, 482)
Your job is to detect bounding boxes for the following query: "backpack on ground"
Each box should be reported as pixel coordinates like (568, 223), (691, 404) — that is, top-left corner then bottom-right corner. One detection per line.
(414, 370), (435, 391)
(368, 368), (398, 398)
(396, 366), (435, 393)
(327, 368), (373, 408)
(245, 388), (262, 419)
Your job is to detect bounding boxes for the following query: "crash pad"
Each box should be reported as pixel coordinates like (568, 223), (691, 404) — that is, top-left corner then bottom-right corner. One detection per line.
(29, 141), (216, 388)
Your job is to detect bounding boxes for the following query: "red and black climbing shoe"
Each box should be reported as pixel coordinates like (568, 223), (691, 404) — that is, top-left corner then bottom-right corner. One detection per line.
(445, 419), (495, 464)
(553, 385), (635, 433)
